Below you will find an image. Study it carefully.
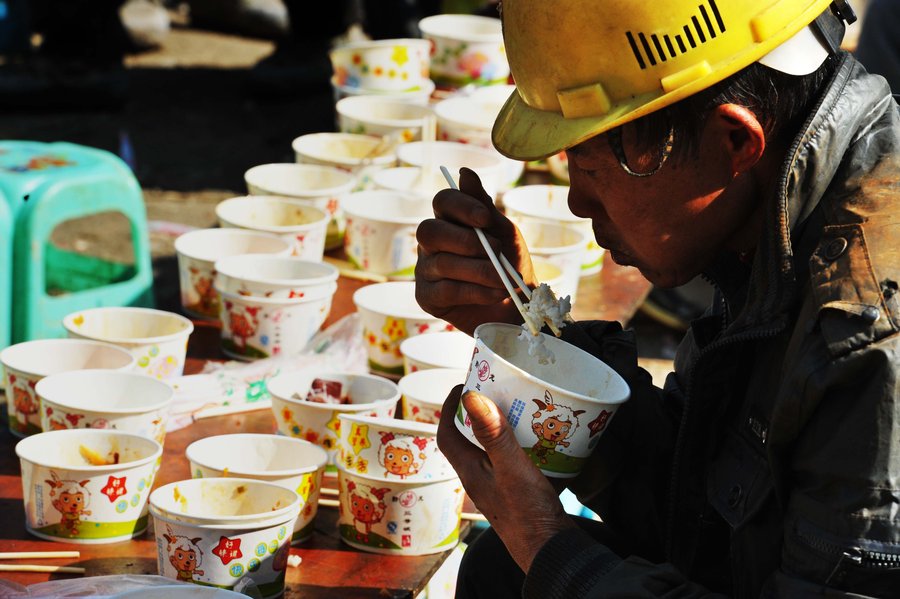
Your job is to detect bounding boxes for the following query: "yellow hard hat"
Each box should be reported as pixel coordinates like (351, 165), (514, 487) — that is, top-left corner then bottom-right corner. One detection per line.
(493, 0), (841, 161)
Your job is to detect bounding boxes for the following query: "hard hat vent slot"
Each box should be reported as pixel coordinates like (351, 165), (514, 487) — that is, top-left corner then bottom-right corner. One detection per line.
(626, 0), (726, 70)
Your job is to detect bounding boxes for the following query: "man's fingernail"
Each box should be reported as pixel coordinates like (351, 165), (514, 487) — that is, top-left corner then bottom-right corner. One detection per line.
(463, 392), (492, 419)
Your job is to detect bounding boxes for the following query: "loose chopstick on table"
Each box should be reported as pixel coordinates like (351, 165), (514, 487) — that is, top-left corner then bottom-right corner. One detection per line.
(439, 166), (558, 336)
(0, 551), (81, 560)
(0, 551), (85, 575)
(0, 564), (85, 574)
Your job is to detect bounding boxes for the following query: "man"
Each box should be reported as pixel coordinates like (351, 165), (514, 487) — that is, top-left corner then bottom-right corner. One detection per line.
(414, 0), (900, 597)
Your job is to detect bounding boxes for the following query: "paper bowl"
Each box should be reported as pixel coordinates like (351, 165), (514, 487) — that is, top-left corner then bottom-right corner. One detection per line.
(243, 164), (356, 249)
(342, 190), (433, 279)
(215, 196), (329, 261)
(36, 370), (174, 445)
(268, 372), (399, 473)
(336, 96), (434, 142)
(457, 323), (630, 478)
(396, 141), (504, 198)
(399, 331), (474, 374)
(398, 368), (467, 425)
(292, 132), (397, 192)
(16, 429), (162, 543)
(352, 282), (455, 378)
(149, 478), (300, 599)
(372, 166), (450, 201)
(336, 414), (452, 480)
(1, 339), (135, 438)
(63, 307), (194, 380)
(516, 221), (586, 303)
(331, 78), (435, 108)
(175, 228), (292, 320)
(337, 467), (463, 555)
(503, 185), (605, 276)
(419, 14), (508, 88)
(214, 255), (339, 300)
(186, 434), (327, 544)
(217, 285), (335, 361)
(330, 38), (431, 92)
(433, 94), (524, 189)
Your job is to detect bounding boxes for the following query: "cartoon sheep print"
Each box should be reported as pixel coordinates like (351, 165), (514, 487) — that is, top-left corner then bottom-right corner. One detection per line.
(377, 432), (429, 479)
(530, 391), (585, 465)
(346, 481), (390, 544)
(163, 531), (205, 582)
(45, 472), (92, 535)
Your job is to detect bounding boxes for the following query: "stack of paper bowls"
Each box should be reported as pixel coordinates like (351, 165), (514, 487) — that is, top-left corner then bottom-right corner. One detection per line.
(213, 255), (339, 361)
(292, 132), (397, 192)
(329, 39), (435, 105)
(418, 14), (508, 89)
(335, 414), (463, 555)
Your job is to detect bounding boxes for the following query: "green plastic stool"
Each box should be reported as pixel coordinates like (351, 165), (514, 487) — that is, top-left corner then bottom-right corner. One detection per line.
(0, 140), (154, 343)
(0, 191), (11, 349)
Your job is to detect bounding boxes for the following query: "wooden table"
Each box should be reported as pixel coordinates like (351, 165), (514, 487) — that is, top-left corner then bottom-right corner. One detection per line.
(0, 260), (650, 596)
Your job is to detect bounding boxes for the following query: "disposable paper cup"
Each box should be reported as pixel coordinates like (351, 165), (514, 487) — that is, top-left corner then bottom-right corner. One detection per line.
(517, 221), (586, 303)
(215, 196), (329, 261)
(175, 228), (292, 320)
(217, 284), (335, 361)
(336, 97), (434, 142)
(186, 434), (327, 544)
(37, 370), (174, 446)
(396, 141), (504, 199)
(268, 371), (399, 473)
(352, 282), (455, 378)
(214, 255), (339, 300)
(457, 323), (630, 478)
(419, 14), (508, 88)
(16, 429), (162, 543)
(342, 190), (433, 279)
(398, 368), (467, 424)
(149, 478), (300, 599)
(400, 331), (474, 375)
(292, 132), (397, 191)
(337, 467), (463, 555)
(243, 164), (356, 250)
(337, 414), (452, 480)
(1, 339), (135, 438)
(503, 185), (605, 276)
(434, 94), (524, 189)
(330, 78), (435, 106)
(63, 307), (194, 380)
(330, 39), (431, 92)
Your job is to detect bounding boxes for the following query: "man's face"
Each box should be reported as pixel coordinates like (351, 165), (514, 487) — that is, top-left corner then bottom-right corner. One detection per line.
(565, 122), (747, 288)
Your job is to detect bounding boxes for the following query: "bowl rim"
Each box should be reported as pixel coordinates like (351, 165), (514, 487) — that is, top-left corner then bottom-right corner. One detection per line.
(214, 255), (339, 288)
(35, 369), (175, 414)
(174, 227), (292, 262)
(0, 339), (136, 378)
(398, 367), (469, 402)
(337, 412), (438, 437)
(341, 190), (432, 226)
(335, 96), (434, 129)
(473, 322), (630, 406)
(243, 164), (356, 198)
(331, 77), (435, 97)
(215, 282), (337, 306)
(149, 477), (301, 527)
(15, 428), (163, 471)
(352, 281), (440, 321)
(291, 133), (397, 168)
(63, 307), (194, 346)
(418, 14), (503, 43)
(396, 140), (505, 171)
(186, 433), (328, 478)
(267, 371), (400, 410)
(336, 461), (460, 485)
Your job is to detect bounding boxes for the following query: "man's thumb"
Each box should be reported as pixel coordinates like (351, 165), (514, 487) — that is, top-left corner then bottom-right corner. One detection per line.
(463, 391), (519, 455)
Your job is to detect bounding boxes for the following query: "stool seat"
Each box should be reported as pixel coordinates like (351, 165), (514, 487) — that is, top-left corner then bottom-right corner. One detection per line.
(0, 141), (154, 344)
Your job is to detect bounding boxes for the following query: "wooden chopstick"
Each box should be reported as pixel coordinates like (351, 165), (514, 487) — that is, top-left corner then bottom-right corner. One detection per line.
(0, 565), (85, 574)
(440, 166), (541, 336)
(0, 551), (80, 560)
(318, 496), (485, 522)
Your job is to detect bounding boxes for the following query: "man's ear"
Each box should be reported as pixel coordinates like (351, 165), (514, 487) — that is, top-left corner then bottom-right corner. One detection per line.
(708, 104), (766, 175)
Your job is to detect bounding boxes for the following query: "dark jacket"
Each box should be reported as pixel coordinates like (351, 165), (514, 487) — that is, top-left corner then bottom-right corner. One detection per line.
(525, 53), (900, 598)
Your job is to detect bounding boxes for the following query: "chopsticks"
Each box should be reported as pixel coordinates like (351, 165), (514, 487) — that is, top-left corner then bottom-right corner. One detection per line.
(0, 551), (85, 575)
(439, 166), (544, 335)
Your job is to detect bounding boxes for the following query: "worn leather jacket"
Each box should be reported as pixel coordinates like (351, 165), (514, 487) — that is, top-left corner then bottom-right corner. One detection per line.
(524, 53), (900, 598)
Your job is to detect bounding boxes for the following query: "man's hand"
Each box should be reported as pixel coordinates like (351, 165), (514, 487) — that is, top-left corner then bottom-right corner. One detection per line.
(415, 167), (536, 335)
(438, 385), (576, 572)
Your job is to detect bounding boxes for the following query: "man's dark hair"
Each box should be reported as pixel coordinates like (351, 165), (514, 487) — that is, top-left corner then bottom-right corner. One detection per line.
(633, 52), (841, 161)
